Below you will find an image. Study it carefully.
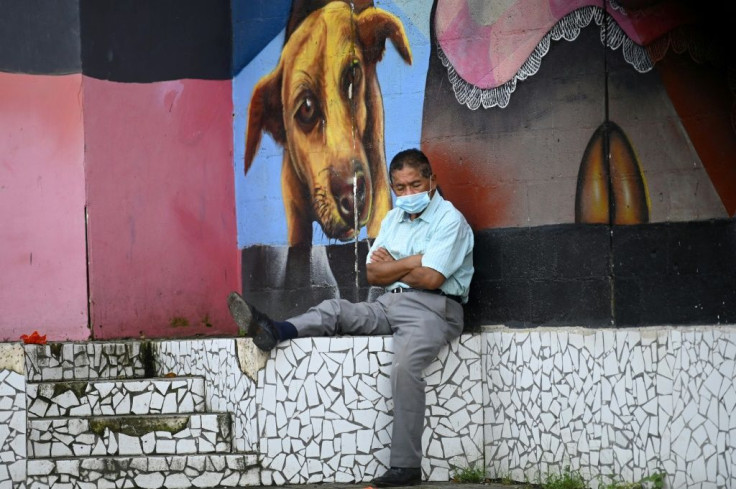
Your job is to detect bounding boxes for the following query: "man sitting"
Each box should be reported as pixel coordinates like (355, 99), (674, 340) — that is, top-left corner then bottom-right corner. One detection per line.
(228, 148), (474, 487)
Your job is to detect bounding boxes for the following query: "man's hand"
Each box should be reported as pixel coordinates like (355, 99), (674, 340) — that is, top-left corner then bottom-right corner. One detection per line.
(369, 247), (395, 263)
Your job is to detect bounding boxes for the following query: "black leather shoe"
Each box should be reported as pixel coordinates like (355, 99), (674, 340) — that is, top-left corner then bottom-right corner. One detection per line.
(372, 467), (421, 487)
(227, 292), (279, 351)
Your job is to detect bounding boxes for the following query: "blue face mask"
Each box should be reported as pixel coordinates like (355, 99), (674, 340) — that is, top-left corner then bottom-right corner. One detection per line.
(395, 187), (432, 214)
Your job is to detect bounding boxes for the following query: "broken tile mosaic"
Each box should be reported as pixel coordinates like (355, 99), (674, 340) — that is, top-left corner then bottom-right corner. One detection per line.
(256, 334), (483, 484)
(483, 326), (736, 489)
(0, 368), (26, 489)
(4, 326), (736, 488)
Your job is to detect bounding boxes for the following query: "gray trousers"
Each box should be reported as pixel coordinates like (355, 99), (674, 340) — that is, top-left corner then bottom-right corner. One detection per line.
(287, 290), (464, 468)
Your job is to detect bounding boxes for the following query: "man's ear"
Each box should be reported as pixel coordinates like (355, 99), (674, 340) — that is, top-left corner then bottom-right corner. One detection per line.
(244, 66), (286, 174)
(356, 7), (413, 66)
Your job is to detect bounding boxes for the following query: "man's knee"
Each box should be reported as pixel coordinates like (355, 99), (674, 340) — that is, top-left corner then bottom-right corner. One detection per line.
(391, 345), (432, 387)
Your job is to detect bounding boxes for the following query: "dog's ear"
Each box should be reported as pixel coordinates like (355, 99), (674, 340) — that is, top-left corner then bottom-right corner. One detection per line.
(356, 8), (413, 66)
(245, 67), (285, 174)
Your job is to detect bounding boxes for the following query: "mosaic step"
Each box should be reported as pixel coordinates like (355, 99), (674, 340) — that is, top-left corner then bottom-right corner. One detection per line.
(28, 413), (231, 458)
(26, 453), (260, 489)
(25, 342), (147, 382)
(26, 377), (206, 418)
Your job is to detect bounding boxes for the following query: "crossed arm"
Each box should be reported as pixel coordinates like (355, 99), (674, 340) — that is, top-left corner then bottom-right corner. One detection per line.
(366, 247), (446, 290)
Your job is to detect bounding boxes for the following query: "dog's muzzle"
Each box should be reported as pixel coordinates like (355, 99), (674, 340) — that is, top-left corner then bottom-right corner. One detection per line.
(331, 173), (367, 224)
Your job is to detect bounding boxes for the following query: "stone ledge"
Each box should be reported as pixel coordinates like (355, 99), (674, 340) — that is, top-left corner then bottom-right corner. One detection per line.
(27, 413), (231, 458)
(26, 453), (260, 488)
(26, 377), (206, 418)
(0, 343), (24, 374)
(25, 342), (146, 382)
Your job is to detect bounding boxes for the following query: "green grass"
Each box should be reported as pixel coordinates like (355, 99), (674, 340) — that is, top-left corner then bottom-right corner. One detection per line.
(487, 469), (517, 485)
(540, 466), (586, 489)
(497, 475), (517, 485)
(450, 463), (665, 489)
(451, 464), (487, 483)
(599, 472), (666, 489)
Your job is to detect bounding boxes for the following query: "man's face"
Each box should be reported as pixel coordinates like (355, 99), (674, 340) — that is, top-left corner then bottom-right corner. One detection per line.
(390, 166), (435, 197)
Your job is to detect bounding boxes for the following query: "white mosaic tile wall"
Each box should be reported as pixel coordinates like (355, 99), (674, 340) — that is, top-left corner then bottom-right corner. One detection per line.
(23, 341), (260, 488)
(25, 343), (145, 382)
(0, 343), (27, 489)
(27, 413), (232, 457)
(152, 339), (258, 454)
(256, 334), (483, 485)
(484, 326), (736, 489)
(27, 453), (259, 488)
(26, 377), (206, 418)
(6, 326), (736, 488)
(0, 369), (26, 489)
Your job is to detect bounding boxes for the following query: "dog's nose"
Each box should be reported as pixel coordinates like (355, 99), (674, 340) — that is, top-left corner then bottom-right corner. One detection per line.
(331, 172), (367, 225)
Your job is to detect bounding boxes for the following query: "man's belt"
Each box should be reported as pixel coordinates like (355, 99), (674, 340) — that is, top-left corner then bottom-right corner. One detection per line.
(389, 287), (463, 304)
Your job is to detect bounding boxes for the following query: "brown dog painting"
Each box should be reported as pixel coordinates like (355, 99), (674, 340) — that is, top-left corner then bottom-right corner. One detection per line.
(244, 1), (412, 246)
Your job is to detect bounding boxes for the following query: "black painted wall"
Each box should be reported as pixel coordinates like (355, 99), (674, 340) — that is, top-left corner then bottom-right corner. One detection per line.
(243, 218), (736, 330)
(0, 0), (81, 74)
(469, 219), (736, 328)
(0, 0), (231, 80)
(80, 0), (231, 82)
(612, 220), (736, 326)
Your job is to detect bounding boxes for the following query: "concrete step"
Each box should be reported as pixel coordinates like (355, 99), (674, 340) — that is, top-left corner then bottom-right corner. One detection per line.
(26, 377), (206, 418)
(28, 413), (231, 458)
(25, 342), (147, 382)
(26, 453), (260, 488)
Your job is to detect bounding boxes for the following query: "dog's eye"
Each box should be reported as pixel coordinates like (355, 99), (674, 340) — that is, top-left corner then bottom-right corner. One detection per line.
(295, 93), (320, 130)
(343, 62), (362, 101)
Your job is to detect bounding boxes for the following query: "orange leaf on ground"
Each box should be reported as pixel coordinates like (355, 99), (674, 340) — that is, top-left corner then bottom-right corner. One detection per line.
(20, 331), (47, 344)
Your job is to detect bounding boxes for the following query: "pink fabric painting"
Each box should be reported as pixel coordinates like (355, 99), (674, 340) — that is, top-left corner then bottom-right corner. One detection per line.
(435, 0), (693, 89)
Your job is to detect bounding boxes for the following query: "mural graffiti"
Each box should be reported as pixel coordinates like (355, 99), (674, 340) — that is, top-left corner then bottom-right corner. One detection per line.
(575, 121), (650, 224)
(5, 0), (734, 338)
(243, 1), (412, 246)
(237, 0), (736, 327)
(423, 0), (734, 231)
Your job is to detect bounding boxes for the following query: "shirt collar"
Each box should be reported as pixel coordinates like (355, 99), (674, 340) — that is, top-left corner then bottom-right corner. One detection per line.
(397, 191), (443, 223)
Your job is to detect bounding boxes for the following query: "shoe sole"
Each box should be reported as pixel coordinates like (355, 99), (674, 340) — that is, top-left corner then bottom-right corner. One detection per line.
(253, 330), (278, 351)
(228, 292), (278, 352)
(227, 292), (253, 336)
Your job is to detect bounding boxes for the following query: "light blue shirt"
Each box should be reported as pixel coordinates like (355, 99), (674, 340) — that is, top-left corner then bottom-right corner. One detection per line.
(367, 192), (474, 302)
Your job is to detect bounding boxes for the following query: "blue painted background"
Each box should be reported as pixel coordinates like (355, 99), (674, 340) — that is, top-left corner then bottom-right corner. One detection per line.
(232, 1), (432, 247)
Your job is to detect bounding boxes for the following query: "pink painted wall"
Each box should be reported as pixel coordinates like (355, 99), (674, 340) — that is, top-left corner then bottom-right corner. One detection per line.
(84, 78), (239, 339)
(0, 73), (89, 341)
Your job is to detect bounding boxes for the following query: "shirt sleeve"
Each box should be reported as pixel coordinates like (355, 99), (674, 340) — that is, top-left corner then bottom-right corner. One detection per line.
(420, 211), (473, 279)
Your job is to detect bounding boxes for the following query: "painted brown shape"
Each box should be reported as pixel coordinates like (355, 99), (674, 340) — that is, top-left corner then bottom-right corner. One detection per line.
(655, 53), (736, 217)
(576, 122), (650, 224)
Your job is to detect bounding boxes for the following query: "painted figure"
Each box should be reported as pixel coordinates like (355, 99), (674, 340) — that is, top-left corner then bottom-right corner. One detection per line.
(423, 0), (733, 229)
(229, 149), (474, 486)
(244, 1), (412, 245)
(576, 121), (650, 224)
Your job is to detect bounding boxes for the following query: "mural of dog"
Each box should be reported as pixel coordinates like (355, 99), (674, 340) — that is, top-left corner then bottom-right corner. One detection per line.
(244, 1), (412, 246)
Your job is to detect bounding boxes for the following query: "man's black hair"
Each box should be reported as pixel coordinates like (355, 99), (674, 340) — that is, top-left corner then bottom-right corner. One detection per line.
(389, 149), (432, 183)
